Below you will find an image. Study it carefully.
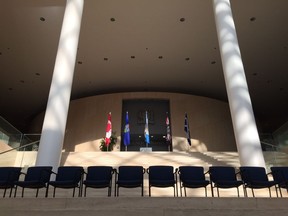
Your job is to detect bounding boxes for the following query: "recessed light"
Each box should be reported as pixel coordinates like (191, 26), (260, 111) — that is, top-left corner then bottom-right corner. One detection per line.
(8, 88), (13, 91)
(110, 18), (115, 22)
(180, 18), (185, 22)
(158, 56), (163, 59)
(250, 17), (256, 22)
(131, 56), (135, 59)
(104, 58), (108, 61)
(211, 61), (216, 64)
(40, 17), (46, 21)
(77, 61), (83, 64)
(20, 80), (25, 83)
(253, 73), (257, 76)
(185, 58), (190, 61)
(35, 73), (40, 76)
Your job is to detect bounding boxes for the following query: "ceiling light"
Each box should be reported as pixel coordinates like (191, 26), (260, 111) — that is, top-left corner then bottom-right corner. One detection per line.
(104, 58), (108, 61)
(158, 56), (163, 59)
(185, 58), (190, 61)
(211, 61), (216, 64)
(77, 61), (83, 64)
(250, 17), (256, 22)
(110, 18), (115, 22)
(180, 18), (185, 22)
(40, 17), (46, 21)
(131, 56), (135, 59)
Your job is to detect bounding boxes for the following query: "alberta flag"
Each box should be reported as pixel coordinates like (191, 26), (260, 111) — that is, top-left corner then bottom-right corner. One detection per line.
(105, 112), (112, 147)
(144, 111), (150, 144)
(123, 111), (130, 146)
(184, 113), (191, 146)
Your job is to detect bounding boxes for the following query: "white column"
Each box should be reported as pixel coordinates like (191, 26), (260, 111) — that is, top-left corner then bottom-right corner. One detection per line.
(36, 0), (84, 171)
(213, 0), (265, 167)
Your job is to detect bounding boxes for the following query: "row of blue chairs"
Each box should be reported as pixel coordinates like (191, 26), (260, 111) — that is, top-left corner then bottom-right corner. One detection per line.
(1, 165), (288, 198)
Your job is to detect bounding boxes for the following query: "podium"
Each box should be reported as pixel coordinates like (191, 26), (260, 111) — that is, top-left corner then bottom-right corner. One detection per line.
(140, 147), (152, 152)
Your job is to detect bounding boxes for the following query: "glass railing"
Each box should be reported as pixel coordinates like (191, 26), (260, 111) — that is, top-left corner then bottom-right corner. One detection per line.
(0, 140), (40, 155)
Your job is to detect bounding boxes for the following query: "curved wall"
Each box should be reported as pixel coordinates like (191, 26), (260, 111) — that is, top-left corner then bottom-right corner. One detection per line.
(31, 92), (237, 152)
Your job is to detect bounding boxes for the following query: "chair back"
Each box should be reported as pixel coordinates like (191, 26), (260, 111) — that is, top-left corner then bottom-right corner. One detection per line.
(86, 166), (113, 181)
(148, 166), (175, 182)
(179, 166), (206, 181)
(209, 166), (237, 182)
(0, 167), (21, 183)
(118, 166), (144, 182)
(24, 166), (52, 183)
(56, 166), (84, 182)
(270, 166), (288, 183)
(240, 166), (268, 183)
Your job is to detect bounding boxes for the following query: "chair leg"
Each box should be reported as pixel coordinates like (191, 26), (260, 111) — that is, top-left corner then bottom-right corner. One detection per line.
(173, 186), (175, 197)
(141, 185), (144, 197)
(205, 187), (207, 197)
(184, 187), (187, 197)
(84, 186), (87, 197)
(211, 183), (214, 197)
(279, 187), (283, 198)
(217, 188), (220, 197)
(45, 185), (49, 198)
(53, 187), (56, 197)
(13, 186), (17, 197)
(36, 188), (39, 197)
(251, 188), (255, 197)
(268, 188), (271, 198)
(149, 186), (151, 197)
(243, 186), (247, 197)
(9, 188), (13, 198)
(72, 188), (75, 197)
(237, 187), (240, 197)
(21, 188), (24, 197)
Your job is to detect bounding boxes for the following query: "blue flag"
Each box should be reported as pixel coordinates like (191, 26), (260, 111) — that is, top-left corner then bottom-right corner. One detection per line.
(144, 111), (150, 144)
(123, 111), (130, 146)
(184, 113), (191, 146)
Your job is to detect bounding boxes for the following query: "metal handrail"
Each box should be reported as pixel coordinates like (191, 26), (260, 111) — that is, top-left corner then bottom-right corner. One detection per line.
(0, 140), (39, 155)
(261, 141), (279, 151)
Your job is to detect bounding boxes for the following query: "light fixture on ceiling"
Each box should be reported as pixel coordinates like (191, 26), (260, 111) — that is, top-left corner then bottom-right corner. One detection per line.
(180, 18), (185, 22)
(110, 18), (115, 22)
(250, 17), (256, 22)
(40, 17), (46, 21)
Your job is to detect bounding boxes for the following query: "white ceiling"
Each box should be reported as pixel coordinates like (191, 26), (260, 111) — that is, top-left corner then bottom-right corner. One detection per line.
(0, 0), (288, 133)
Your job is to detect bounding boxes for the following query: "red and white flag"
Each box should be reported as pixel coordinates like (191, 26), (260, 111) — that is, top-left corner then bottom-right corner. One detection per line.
(105, 112), (112, 147)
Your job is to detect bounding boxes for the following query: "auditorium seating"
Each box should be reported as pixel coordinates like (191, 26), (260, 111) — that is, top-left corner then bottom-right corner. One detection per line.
(0, 165), (286, 198)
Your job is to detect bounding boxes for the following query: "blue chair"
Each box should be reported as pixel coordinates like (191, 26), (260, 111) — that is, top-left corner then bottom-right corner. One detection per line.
(47, 166), (84, 197)
(0, 167), (22, 197)
(115, 166), (145, 196)
(83, 166), (114, 197)
(178, 166), (209, 197)
(14, 166), (52, 197)
(148, 165), (178, 197)
(208, 166), (243, 197)
(270, 166), (288, 197)
(240, 166), (277, 197)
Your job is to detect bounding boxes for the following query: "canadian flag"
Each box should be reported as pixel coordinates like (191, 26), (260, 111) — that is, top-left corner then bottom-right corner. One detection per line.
(105, 112), (112, 147)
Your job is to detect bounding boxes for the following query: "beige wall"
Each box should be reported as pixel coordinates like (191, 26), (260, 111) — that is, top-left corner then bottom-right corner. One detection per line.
(46, 92), (236, 152)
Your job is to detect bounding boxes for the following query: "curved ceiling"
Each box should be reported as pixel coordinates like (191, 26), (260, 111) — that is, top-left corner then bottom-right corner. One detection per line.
(0, 0), (288, 133)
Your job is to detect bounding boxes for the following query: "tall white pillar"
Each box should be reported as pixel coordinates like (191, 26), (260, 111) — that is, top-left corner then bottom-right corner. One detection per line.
(36, 0), (84, 171)
(213, 0), (265, 167)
